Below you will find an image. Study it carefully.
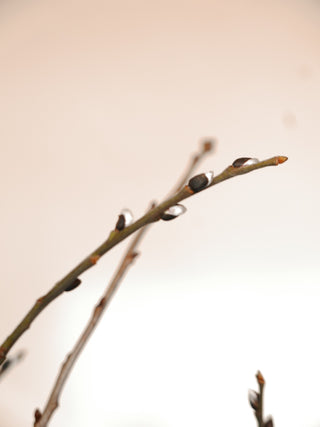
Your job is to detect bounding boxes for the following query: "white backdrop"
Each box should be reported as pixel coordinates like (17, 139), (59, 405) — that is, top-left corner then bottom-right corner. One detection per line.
(0, 0), (320, 426)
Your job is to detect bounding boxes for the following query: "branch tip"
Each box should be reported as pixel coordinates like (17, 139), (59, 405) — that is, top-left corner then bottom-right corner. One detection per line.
(201, 139), (215, 153)
(256, 370), (265, 385)
(277, 155), (288, 164)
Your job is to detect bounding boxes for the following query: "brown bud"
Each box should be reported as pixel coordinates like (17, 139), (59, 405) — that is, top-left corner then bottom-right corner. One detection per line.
(264, 417), (274, 427)
(34, 409), (42, 422)
(161, 204), (187, 221)
(65, 278), (82, 292)
(115, 209), (133, 231)
(188, 171), (214, 193)
(202, 140), (214, 153)
(232, 157), (259, 168)
(256, 370), (265, 385)
(115, 214), (125, 231)
(248, 389), (259, 411)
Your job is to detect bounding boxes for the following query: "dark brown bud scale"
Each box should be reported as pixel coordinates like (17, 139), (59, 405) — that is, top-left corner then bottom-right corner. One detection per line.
(188, 171), (214, 193)
(1, 359), (11, 373)
(65, 278), (82, 292)
(115, 214), (125, 231)
(232, 157), (252, 167)
(264, 417), (274, 427)
(161, 213), (177, 221)
(115, 209), (133, 231)
(161, 204), (187, 221)
(232, 157), (260, 168)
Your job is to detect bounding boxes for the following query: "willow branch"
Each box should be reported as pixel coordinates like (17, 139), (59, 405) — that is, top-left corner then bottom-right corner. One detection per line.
(33, 141), (213, 426)
(0, 154), (287, 365)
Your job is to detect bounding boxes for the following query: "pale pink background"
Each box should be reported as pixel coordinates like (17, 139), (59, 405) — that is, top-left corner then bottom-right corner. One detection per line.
(0, 1), (320, 426)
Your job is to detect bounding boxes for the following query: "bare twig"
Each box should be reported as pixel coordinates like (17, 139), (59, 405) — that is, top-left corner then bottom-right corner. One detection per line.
(0, 152), (287, 365)
(33, 140), (214, 426)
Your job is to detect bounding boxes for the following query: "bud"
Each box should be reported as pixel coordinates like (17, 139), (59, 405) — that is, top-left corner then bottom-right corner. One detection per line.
(65, 278), (82, 292)
(161, 204), (187, 221)
(248, 389), (259, 410)
(264, 417), (274, 427)
(0, 350), (25, 377)
(115, 209), (134, 231)
(232, 157), (259, 168)
(202, 139), (215, 153)
(188, 171), (214, 193)
(256, 370), (265, 385)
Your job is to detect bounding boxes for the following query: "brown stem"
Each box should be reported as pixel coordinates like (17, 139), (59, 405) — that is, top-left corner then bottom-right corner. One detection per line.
(0, 154), (287, 366)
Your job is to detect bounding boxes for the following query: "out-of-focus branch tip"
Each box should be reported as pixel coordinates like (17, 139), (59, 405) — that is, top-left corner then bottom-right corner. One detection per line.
(202, 139), (216, 153)
(0, 349), (27, 378)
(256, 370), (265, 385)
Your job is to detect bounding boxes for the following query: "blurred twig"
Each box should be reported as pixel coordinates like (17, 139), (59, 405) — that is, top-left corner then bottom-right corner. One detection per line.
(249, 371), (274, 427)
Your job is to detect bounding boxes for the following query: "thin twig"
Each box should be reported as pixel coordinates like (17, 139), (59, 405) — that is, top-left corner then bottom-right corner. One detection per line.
(33, 141), (214, 426)
(33, 225), (148, 427)
(0, 153), (287, 365)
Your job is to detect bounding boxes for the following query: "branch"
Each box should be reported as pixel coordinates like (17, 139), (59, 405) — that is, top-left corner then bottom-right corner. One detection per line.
(249, 371), (274, 427)
(33, 140), (214, 426)
(0, 153), (287, 365)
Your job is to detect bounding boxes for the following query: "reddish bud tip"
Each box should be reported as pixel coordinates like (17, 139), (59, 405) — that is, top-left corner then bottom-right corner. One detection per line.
(90, 255), (100, 265)
(256, 370), (265, 385)
(277, 156), (288, 164)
